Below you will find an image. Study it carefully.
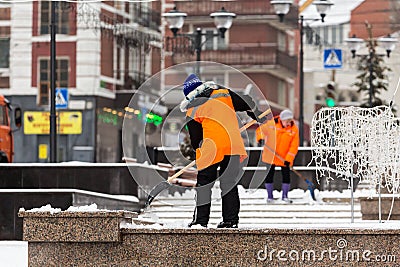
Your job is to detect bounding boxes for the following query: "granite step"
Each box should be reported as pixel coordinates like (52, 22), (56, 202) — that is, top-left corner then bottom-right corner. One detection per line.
(148, 194), (362, 225)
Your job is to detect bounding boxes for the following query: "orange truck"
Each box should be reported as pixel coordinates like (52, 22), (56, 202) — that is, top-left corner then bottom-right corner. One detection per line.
(0, 94), (21, 163)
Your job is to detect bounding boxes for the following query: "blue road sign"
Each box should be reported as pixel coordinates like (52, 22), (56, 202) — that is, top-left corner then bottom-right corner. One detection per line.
(323, 49), (342, 69)
(55, 88), (68, 109)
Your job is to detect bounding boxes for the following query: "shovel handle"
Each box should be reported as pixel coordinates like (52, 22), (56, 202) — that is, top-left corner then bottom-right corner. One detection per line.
(167, 160), (196, 183)
(239, 108), (272, 132)
(168, 108), (272, 183)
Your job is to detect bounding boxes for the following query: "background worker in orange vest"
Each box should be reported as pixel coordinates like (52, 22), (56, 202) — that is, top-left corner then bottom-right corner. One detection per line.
(259, 109), (299, 203)
(180, 74), (266, 228)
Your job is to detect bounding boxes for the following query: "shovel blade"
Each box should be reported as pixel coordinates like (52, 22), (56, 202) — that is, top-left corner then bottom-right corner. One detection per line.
(144, 181), (172, 209)
(308, 187), (316, 201)
(305, 179), (316, 201)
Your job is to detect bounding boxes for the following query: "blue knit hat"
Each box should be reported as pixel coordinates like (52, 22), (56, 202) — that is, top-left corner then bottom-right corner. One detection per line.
(183, 74), (202, 96)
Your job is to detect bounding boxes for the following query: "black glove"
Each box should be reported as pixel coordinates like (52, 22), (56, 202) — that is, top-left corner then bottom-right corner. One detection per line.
(284, 161), (290, 167)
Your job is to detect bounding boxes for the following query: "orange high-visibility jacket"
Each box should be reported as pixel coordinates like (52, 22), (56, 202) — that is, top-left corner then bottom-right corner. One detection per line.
(186, 89), (247, 170)
(255, 126), (263, 144)
(259, 116), (299, 166)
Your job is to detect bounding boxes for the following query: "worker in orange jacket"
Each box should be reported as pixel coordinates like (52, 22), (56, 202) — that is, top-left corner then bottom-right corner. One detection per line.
(181, 74), (265, 228)
(258, 109), (299, 203)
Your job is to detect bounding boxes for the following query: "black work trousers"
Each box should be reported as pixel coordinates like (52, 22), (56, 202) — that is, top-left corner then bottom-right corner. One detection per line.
(264, 164), (291, 184)
(193, 155), (244, 225)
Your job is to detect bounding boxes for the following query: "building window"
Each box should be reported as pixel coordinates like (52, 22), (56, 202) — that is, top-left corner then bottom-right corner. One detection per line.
(114, 1), (125, 11)
(305, 26), (313, 45)
(277, 80), (286, 107)
(0, 38), (9, 68)
(38, 58), (69, 106)
(331, 25), (337, 44)
(315, 28), (321, 46)
(338, 25), (343, 44)
(40, 1), (70, 35)
(323, 27), (329, 46)
(288, 85), (294, 111)
(278, 31), (286, 52)
(203, 29), (227, 51)
(288, 35), (295, 56)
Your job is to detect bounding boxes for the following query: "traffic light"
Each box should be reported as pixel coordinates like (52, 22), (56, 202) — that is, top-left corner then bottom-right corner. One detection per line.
(325, 81), (337, 107)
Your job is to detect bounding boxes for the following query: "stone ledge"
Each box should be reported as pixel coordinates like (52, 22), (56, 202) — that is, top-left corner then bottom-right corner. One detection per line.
(28, 226), (400, 266)
(360, 196), (400, 220)
(19, 210), (137, 243)
(21, 210), (400, 266)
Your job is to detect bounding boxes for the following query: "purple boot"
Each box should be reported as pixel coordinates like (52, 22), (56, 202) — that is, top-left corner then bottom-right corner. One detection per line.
(282, 183), (290, 202)
(265, 183), (274, 202)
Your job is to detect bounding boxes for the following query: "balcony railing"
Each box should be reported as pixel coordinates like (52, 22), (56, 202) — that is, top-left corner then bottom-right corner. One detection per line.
(173, 0), (299, 27)
(174, 0), (271, 16)
(171, 46), (279, 67)
(165, 37), (298, 72)
(131, 3), (160, 31)
(165, 36), (193, 55)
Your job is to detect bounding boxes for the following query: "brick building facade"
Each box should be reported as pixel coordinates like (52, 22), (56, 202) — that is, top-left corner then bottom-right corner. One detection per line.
(0, 1), (162, 162)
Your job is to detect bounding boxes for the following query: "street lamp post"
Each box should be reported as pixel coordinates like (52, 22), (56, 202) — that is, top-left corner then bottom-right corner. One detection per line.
(50, 1), (57, 162)
(163, 7), (236, 76)
(345, 28), (397, 108)
(270, 0), (333, 145)
(299, 15), (304, 146)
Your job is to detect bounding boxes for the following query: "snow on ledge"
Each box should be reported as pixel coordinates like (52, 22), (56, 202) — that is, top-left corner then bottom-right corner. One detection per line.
(20, 203), (115, 214)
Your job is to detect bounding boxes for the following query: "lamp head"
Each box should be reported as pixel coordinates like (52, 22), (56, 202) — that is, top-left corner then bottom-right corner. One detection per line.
(210, 7), (236, 38)
(345, 34), (364, 58)
(313, 0), (334, 22)
(162, 7), (187, 36)
(270, 0), (292, 22)
(377, 35), (397, 58)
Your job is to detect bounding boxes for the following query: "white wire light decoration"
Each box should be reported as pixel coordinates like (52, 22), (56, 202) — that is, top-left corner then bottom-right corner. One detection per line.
(310, 105), (400, 194)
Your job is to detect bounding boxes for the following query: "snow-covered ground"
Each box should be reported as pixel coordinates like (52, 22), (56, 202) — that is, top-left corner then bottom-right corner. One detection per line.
(130, 183), (400, 229)
(0, 241), (28, 267)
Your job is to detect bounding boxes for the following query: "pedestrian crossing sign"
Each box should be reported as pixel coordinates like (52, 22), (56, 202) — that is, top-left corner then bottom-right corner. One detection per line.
(55, 88), (68, 109)
(323, 49), (342, 69)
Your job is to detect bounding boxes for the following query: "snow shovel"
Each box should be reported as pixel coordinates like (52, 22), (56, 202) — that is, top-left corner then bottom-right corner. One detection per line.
(143, 108), (273, 209)
(263, 145), (317, 201)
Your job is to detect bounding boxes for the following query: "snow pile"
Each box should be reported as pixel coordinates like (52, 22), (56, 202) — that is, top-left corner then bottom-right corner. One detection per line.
(114, 195), (139, 202)
(20, 204), (61, 214)
(66, 204), (101, 212)
(122, 222), (164, 229)
(20, 204), (111, 214)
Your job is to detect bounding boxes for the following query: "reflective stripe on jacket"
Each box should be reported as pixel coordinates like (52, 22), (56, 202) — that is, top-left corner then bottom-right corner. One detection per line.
(260, 116), (299, 166)
(186, 89), (247, 170)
